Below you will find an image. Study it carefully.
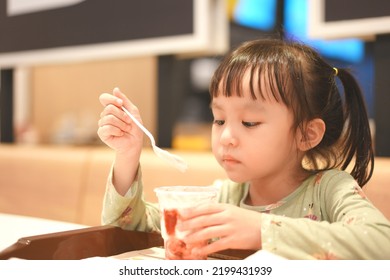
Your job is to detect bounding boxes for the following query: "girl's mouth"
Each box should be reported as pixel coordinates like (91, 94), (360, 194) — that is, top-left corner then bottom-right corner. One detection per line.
(222, 155), (240, 164)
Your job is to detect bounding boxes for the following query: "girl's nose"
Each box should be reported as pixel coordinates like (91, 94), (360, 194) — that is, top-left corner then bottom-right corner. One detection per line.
(220, 126), (238, 147)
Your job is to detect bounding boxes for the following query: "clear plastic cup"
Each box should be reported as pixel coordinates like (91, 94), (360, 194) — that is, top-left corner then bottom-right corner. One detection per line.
(154, 186), (218, 260)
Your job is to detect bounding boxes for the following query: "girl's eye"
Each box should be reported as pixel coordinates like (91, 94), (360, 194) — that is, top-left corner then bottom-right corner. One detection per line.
(213, 120), (225, 126)
(242, 121), (260, 128)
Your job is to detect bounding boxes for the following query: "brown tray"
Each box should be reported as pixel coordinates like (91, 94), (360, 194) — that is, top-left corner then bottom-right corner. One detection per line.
(0, 225), (254, 260)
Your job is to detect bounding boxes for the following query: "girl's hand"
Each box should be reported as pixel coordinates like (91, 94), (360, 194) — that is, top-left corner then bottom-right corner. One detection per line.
(98, 88), (144, 195)
(177, 203), (262, 256)
(97, 87), (144, 155)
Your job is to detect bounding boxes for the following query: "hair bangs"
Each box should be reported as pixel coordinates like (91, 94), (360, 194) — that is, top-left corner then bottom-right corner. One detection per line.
(210, 54), (292, 106)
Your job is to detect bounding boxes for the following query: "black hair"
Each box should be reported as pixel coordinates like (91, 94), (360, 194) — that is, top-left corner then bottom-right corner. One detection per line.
(209, 38), (374, 186)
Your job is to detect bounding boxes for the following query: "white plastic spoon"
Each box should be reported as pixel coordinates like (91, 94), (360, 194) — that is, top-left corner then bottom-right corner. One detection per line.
(122, 106), (188, 172)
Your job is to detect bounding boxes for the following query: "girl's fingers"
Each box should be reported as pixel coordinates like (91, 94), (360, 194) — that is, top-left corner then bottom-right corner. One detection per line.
(177, 207), (228, 234)
(97, 125), (125, 139)
(113, 87), (125, 99)
(112, 87), (143, 123)
(113, 87), (134, 110)
(100, 104), (131, 123)
(183, 223), (227, 243)
(195, 236), (233, 256)
(99, 92), (123, 108)
(179, 203), (223, 220)
(98, 114), (131, 133)
(100, 88), (138, 118)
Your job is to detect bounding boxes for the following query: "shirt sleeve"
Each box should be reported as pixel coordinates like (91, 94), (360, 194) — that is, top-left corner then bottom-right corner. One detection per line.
(101, 164), (161, 233)
(260, 171), (390, 259)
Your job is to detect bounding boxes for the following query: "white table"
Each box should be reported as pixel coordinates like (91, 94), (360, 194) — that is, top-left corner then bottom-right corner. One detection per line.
(0, 213), (87, 252)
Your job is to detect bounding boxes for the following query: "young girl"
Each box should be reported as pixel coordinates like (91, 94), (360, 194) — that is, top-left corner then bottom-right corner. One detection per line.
(97, 39), (390, 259)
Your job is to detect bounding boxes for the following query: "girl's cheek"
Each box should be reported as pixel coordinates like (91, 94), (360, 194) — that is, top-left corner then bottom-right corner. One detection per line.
(211, 139), (220, 157)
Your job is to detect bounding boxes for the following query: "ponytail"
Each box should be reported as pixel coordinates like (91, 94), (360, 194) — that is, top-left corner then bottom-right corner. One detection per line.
(337, 68), (374, 186)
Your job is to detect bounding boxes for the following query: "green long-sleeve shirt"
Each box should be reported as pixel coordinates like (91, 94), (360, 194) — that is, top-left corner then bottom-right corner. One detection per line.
(101, 167), (390, 259)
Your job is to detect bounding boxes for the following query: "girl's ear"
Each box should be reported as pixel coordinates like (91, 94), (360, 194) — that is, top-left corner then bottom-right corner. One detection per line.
(297, 118), (326, 151)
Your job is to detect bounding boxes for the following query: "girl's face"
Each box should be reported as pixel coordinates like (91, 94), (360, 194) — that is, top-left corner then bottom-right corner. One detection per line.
(211, 72), (302, 184)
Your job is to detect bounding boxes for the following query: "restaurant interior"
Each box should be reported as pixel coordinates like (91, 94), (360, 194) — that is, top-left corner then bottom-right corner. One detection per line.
(0, 0), (389, 260)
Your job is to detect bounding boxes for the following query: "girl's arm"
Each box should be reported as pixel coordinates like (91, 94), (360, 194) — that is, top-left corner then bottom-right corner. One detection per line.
(97, 87), (144, 195)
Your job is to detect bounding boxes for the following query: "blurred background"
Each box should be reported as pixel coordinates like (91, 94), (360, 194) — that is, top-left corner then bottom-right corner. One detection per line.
(0, 0), (389, 155)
